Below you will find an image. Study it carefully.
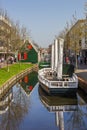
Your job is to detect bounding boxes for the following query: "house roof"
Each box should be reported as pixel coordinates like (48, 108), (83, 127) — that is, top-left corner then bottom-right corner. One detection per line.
(21, 39), (39, 53)
(29, 40), (39, 52)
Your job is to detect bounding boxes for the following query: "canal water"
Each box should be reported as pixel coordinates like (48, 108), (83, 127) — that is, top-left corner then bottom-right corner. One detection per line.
(0, 71), (87, 130)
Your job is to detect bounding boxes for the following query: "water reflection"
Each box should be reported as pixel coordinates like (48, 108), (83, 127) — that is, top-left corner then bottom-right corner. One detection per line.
(0, 88), (13, 114)
(19, 71), (38, 95)
(0, 86), (30, 130)
(1, 70), (87, 130)
(38, 87), (78, 130)
(0, 71), (38, 130)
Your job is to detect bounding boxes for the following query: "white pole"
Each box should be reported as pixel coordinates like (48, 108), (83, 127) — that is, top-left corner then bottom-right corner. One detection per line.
(55, 112), (64, 130)
(59, 112), (64, 130)
(57, 38), (64, 79)
(51, 44), (55, 70)
(54, 39), (58, 71)
(56, 112), (59, 126)
(38, 51), (41, 63)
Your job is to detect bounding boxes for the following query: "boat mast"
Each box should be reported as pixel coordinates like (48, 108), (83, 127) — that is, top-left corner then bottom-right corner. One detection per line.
(54, 39), (58, 71)
(51, 44), (55, 70)
(57, 38), (64, 79)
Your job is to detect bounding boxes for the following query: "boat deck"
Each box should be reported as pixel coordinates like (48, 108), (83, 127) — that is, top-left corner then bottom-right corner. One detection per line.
(44, 71), (72, 81)
(38, 68), (78, 89)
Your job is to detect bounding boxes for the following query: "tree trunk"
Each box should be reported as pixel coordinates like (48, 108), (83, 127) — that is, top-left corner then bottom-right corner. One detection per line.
(75, 54), (78, 69)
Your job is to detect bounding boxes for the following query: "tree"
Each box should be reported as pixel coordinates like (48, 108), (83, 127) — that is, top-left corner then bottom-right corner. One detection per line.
(84, 2), (87, 46)
(65, 13), (84, 69)
(0, 8), (32, 68)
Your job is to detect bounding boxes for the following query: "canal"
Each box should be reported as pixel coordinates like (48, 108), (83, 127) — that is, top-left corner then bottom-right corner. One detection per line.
(0, 71), (87, 130)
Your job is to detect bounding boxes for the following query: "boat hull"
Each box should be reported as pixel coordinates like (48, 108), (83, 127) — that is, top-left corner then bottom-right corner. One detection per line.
(39, 80), (77, 95)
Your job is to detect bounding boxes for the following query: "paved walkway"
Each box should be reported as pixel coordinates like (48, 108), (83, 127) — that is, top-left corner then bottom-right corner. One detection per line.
(0, 62), (13, 68)
(75, 64), (87, 81)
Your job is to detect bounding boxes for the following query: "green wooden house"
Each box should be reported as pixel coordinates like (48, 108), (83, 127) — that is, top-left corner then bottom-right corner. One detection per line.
(18, 40), (40, 63)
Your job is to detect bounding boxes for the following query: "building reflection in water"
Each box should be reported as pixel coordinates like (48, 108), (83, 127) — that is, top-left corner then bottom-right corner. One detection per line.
(38, 86), (78, 130)
(0, 71), (38, 114)
(19, 71), (38, 96)
(0, 71), (38, 130)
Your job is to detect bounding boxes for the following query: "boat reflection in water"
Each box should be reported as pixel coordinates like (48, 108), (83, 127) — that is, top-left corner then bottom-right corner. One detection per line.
(19, 71), (38, 96)
(38, 86), (78, 130)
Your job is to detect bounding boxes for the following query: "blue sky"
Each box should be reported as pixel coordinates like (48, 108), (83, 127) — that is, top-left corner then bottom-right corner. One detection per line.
(0, 0), (86, 47)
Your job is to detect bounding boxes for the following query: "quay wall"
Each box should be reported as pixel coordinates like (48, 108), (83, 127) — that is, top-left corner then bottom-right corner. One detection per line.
(75, 68), (87, 93)
(0, 64), (38, 98)
(78, 76), (87, 93)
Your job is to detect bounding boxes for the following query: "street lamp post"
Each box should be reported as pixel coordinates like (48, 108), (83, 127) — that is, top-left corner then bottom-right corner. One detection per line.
(6, 37), (9, 72)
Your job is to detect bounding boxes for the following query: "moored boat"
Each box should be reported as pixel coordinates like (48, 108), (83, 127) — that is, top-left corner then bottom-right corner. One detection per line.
(38, 67), (78, 94)
(38, 38), (78, 94)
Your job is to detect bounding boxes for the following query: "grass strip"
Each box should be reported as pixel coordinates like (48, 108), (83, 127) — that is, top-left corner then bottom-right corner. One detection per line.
(0, 63), (33, 86)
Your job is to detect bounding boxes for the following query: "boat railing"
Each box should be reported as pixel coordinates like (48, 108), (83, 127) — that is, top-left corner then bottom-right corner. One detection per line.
(48, 105), (77, 112)
(38, 74), (78, 88)
(39, 68), (53, 75)
(49, 80), (77, 88)
(38, 68), (78, 88)
(39, 76), (76, 88)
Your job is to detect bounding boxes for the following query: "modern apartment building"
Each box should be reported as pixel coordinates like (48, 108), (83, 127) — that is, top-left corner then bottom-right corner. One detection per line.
(65, 19), (87, 57)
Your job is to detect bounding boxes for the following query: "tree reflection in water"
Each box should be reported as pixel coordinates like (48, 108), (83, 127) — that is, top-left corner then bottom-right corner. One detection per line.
(0, 85), (30, 130)
(0, 71), (38, 130)
(66, 90), (87, 130)
(1, 72), (87, 129)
